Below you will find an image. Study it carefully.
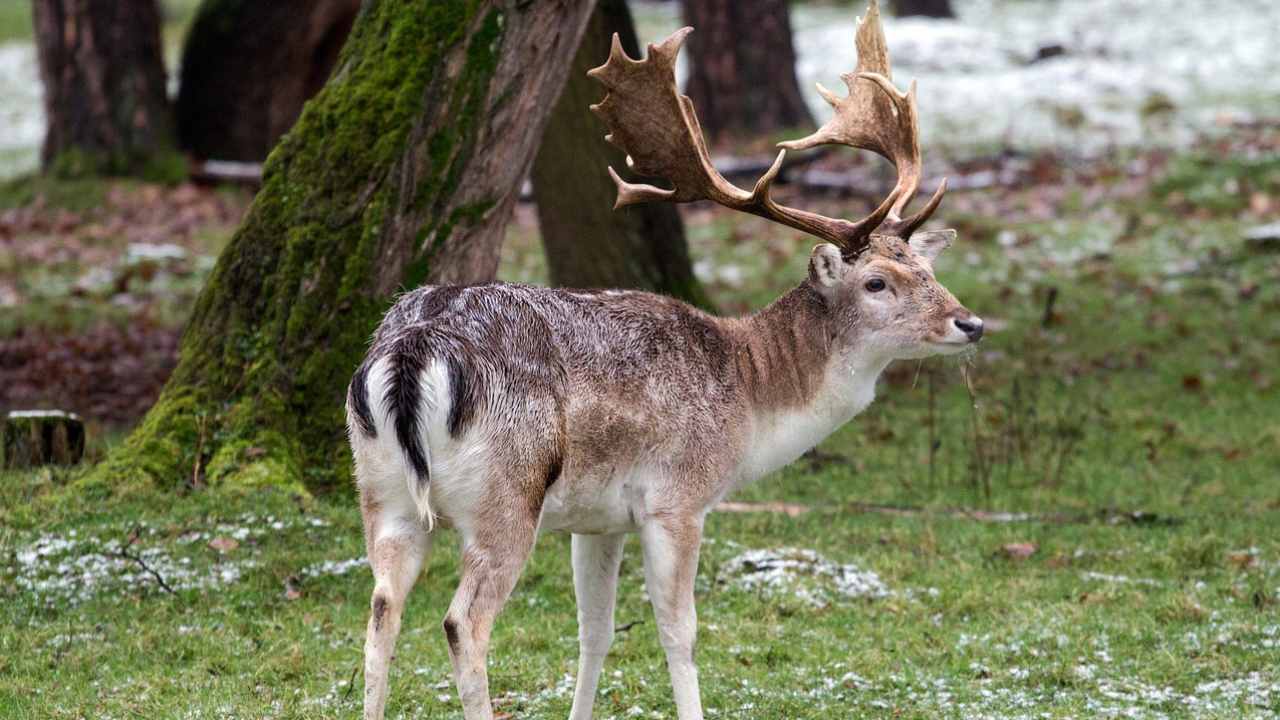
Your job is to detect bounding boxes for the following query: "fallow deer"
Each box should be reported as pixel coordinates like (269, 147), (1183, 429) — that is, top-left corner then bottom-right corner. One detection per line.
(348, 2), (981, 718)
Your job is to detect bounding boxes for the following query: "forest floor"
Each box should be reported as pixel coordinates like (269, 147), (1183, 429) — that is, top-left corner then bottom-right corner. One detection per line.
(2, 125), (1279, 717)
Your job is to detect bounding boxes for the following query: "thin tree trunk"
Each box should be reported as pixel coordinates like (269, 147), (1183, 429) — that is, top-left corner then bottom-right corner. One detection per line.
(86, 1), (597, 495)
(532, 0), (711, 308)
(176, 0), (361, 162)
(679, 0), (813, 144)
(893, 0), (955, 18)
(32, 0), (175, 177)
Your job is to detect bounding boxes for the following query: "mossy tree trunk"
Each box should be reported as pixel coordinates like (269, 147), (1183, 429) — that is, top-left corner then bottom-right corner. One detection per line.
(531, 0), (711, 309)
(678, 0), (813, 144)
(176, 0), (361, 162)
(87, 1), (598, 497)
(32, 0), (176, 177)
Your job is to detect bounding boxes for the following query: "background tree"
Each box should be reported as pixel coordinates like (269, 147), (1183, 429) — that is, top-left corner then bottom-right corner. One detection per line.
(87, 1), (597, 496)
(176, 0), (361, 162)
(678, 0), (813, 144)
(532, 0), (711, 308)
(893, 0), (955, 19)
(32, 0), (175, 177)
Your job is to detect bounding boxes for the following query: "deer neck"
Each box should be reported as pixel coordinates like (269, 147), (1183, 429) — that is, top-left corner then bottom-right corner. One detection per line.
(728, 283), (891, 481)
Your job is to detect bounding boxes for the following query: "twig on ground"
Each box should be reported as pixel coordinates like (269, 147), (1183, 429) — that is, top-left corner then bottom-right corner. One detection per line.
(107, 526), (176, 595)
(926, 365), (937, 490)
(615, 620), (644, 634)
(844, 502), (1180, 526)
(191, 414), (208, 490)
(716, 501), (810, 517)
(1041, 286), (1059, 327)
(343, 662), (360, 702)
(961, 364), (993, 500)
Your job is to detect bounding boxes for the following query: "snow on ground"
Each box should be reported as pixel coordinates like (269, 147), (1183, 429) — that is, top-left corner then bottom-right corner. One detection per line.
(718, 546), (893, 607)
(12, 526), (257, 606)
(644, 0), (1280, 158)
(7, 513), (332, 606)
(0, 42), (42, 179)
(302, 556), (368, 578)
(2, 1), (1277, 179)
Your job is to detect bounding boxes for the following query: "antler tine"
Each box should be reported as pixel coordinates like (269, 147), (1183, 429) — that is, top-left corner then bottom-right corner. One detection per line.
(880, 177), (946, 238)
(779, 0), (945, 237)
(588, 26), (889, 257)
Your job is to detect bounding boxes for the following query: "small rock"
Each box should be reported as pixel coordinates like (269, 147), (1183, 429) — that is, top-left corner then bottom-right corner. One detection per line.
(1244, 222), (1280, 251)
(1028, 43), (1067, 64)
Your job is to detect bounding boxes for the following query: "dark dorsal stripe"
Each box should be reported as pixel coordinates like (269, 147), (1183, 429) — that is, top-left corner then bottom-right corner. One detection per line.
(386, 347), (430, 486)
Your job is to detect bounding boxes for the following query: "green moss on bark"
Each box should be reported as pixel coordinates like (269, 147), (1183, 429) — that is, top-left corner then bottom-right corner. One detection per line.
(80, 1), (515, 497)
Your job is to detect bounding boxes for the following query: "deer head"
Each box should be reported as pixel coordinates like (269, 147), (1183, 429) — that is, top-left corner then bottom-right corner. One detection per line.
(588, 0), (981, 362)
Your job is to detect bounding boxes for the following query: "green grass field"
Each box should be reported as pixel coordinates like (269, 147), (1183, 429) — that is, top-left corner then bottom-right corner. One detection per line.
(2, 143), (1279, 718)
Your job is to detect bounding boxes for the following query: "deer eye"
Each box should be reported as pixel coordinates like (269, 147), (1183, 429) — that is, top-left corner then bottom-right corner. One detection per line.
(865, 278), (887, 292)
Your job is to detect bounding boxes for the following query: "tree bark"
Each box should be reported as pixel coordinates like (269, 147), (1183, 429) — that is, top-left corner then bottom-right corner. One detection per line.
(4, 411), (85, 469)
(893, 0), (955, 19)
(531, 0), (711, 308)
(679, 0), (813, 144)
(176, 0), (361, 162)
(32, 0), (175, 177)
(86, 1), (597, 496)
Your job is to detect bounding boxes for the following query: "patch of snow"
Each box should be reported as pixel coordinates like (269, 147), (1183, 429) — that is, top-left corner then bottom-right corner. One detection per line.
(11, 529), (258, 606)
(302, 557), (368, 579)
(125, 243), (189, 264)
(719, 547), (891, 608)
(1080, 570), (1163, 587)
(6, 409), (81, 420)
(0, 42), (42, 179)
(631, 0), (1280, 159)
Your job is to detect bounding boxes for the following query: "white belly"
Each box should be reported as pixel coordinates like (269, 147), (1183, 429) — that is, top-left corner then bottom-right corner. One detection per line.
(539, 466), (650, 535)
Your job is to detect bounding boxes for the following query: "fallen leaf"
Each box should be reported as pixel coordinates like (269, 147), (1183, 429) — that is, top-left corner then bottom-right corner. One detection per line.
(208, 537), (239, 553)
(1226, 551), (1258, 569)
(999, 542), (1037, 560)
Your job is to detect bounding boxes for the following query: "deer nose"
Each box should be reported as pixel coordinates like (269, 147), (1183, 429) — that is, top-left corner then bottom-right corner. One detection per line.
(953, 315), (984, 342)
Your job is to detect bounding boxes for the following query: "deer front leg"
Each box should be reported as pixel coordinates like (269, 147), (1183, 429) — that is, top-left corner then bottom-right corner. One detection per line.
(568, 533), (626, 720)
(640, 516), (705, 720)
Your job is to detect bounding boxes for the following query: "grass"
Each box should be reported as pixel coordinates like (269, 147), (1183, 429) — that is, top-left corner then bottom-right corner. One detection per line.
(2, 145), (1279, 718)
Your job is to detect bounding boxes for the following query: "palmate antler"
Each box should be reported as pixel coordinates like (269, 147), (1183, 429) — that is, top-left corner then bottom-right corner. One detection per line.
(588, 0), (945, 257)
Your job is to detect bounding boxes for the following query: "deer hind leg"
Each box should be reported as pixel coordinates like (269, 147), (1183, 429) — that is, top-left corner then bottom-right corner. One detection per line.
(568, 532), (626, 720)
(442, 491), (542, 720)
(640, 516), (705, 720)
(360, 486), (433, 720)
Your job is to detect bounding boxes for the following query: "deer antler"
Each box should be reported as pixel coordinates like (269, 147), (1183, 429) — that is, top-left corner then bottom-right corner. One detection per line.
(588, 0), (943, 256)
(780, 0), (945, 238)
(588, 28), (899, 257)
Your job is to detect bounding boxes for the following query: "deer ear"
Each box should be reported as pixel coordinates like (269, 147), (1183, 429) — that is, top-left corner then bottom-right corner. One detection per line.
(908, 229), (956, 262)
(808, 243), (846, 289)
